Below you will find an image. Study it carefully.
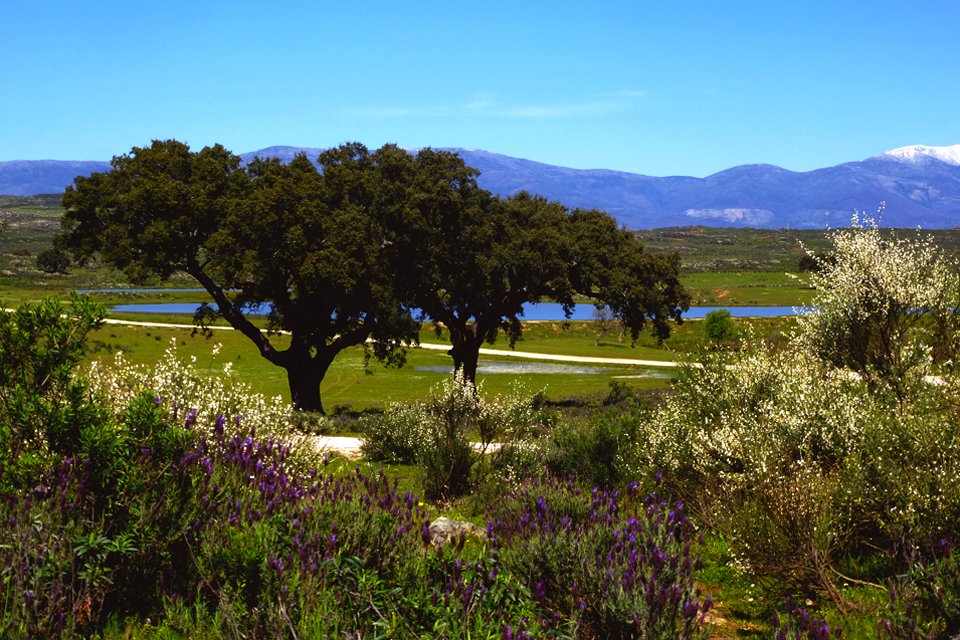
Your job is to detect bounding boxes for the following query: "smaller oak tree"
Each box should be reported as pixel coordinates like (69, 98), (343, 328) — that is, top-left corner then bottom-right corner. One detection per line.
(401, 157), (689, 383)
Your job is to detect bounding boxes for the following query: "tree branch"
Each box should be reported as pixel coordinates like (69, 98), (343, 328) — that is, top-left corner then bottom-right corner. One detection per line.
(189, 264), (287, 367)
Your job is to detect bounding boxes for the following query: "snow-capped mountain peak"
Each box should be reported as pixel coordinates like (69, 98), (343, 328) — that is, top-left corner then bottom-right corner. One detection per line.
(877, 144), (960, 166)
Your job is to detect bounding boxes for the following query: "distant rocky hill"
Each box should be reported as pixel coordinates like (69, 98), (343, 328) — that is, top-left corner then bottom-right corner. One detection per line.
(3, 144), (960, 229)
(447, 145), (960, 229)
(0, 160), (110, 197)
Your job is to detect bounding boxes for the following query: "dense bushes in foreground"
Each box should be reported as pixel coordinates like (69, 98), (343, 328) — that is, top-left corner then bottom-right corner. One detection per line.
(1, 401), (711, 638)
(1, 297), (711, 638)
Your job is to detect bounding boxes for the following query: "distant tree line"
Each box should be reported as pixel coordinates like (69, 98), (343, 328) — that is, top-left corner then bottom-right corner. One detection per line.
(59, 140), (689, 413)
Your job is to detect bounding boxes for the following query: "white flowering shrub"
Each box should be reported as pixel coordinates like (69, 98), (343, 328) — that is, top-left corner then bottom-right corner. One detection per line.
(626, 212), (960, 600)
(635, 345), (878, 486)
(360, 372), (549, 498)
(357, 402), (430, 464)
(360, 372), (546, 463)
(485, 437), (551, 486)
(85, 339), (321, 447)
(836, 385), (960, 550)
(798, 208), (960, 386)
(727, 462), (842, 596)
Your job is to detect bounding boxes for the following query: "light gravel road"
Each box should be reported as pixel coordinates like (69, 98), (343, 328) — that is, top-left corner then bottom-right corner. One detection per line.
(97, 316), (681, 368)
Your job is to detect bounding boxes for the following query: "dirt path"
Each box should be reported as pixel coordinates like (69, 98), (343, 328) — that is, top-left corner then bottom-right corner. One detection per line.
(313, 436), (501, 460)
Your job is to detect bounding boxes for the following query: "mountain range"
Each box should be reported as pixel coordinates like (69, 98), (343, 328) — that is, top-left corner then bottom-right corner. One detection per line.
(3, 144), (960, 229)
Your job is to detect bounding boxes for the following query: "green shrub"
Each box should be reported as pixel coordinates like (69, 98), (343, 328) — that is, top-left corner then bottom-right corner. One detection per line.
(35, 248), (71, 274)
(361, 373), (549, 500)
(0, 295), (104, 465)
(418, 414), (475, 501)
(357, 402), (426, 464)
(545, 414), (646, 488)
(719, 464), (843, 598)
(703, 309), (736, 348)
(603, 379), (644, 408)
(836, 402), (960, 558)
(0, 393), (199, 637)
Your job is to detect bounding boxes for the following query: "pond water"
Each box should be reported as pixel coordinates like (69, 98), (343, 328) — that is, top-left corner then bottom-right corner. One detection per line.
(107, 301), (806, 320)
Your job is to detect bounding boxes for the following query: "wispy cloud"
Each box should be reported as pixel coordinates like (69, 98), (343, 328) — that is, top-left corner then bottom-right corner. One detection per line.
(344, 91), (645, 120)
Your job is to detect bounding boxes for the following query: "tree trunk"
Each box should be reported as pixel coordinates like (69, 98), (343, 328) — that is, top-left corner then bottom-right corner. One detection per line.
(284, 353), (333, 414)
(448, 325), (481, 386)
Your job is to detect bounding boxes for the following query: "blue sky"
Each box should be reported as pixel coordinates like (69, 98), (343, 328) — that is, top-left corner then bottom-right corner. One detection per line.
(3, 1), (958, 176)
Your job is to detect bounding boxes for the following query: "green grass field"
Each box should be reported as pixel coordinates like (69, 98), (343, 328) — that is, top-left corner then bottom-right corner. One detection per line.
(681, 270), (815, 305)
(83, 309), (798, 412)
(637, 224), (960, 272)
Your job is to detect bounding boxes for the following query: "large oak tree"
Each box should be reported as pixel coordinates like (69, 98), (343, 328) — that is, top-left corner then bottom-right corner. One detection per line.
(60, 140), (420, 413)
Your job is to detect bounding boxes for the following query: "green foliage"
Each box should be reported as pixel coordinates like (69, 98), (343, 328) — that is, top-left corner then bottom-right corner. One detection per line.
(723, 464), (843, 598)
(409, 188), (579, 380)
(835, 399), (960, 558)
(362, 374), (549, 501)
(545, 413), (646, 488)
(0, 295), (104, 466)
(357, 403), (427, 464)
(798, 253), (821, 272)
(418, 413), (476, 501)
(703, 308), (736, 347)
(569, 207), (689, 345)
(0, 304), (203, 636)
(603, 379), (643, 408)
(0, 390), (200, 638)
(361, 372), (546, 500)
(879, 546), (960, 639)
(35, 248), (71, 273)
(0, 295), (103, 401)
